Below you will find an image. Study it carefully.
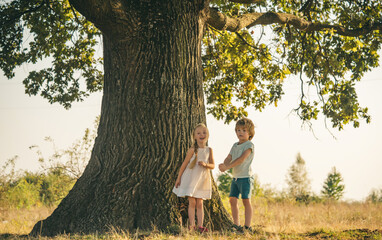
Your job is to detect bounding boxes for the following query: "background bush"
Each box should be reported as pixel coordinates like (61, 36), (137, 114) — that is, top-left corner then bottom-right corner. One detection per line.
(1, 167), (76, 209)
(0, 118), (97, 209)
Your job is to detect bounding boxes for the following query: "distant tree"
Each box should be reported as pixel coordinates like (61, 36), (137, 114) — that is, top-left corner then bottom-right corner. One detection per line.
(321, 167), (345, 201)
(251, 175), (263, 198)
(286, 153), (311, 201)
(366, 188), (382, 203)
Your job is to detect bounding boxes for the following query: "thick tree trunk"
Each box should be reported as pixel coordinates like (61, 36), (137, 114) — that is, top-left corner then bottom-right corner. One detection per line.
(31, 1), (231, 236)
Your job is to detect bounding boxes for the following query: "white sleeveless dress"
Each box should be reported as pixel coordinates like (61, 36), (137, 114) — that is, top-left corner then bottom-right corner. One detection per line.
(172, 147), (212, 199)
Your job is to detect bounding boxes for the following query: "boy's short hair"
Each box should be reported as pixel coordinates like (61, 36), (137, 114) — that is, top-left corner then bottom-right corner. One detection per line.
(235, 118), (255, 140)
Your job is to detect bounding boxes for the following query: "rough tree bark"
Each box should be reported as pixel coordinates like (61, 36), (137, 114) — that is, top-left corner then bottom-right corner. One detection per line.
(30, 0), (231, 236)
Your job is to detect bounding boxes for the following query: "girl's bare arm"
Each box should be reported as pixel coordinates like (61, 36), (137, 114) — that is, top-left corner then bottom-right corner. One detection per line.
(175, 148), (194, 186)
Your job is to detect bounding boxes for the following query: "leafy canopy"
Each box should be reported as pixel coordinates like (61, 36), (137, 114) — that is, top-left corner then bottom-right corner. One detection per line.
(1, 0), (382, 129)
(0, 0), (102, 108)
(205, 0), (382, 128)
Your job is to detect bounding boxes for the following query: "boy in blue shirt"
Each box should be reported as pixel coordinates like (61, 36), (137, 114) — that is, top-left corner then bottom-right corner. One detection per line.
(219, 118), (255, 232)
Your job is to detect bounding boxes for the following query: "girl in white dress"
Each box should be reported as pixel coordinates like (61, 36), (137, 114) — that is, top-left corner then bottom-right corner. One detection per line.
(173, 123), (215, 232)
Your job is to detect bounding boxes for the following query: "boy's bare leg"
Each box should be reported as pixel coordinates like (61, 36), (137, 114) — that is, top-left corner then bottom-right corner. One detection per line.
(229, 197), (240, 225)
(188, 197), (196, 228)
(242, 198), (252, 227)
(196, 198), (204, 227)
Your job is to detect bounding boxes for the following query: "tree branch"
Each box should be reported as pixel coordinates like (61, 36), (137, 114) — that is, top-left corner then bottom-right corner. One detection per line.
(206, 7), (382, 37)
(69, 0), (137, 37)
(68, 0), (112, 28)
(3, 0), (47, 27)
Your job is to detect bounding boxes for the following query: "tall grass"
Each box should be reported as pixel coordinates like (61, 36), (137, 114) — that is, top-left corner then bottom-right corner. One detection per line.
(0, 206), (55, 235)
(247, 198), (382, 233)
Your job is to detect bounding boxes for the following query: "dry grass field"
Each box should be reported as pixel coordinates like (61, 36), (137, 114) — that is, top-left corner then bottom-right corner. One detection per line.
(1, 198), (382, 239)
(0, 206), (56, 235)
(246, 198), (382, 233)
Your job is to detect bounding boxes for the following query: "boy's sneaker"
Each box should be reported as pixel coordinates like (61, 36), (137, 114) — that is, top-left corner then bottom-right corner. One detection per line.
(231, 224), (243, 233)
(244, 225), (255, 233)
(198, 226), (208, 233)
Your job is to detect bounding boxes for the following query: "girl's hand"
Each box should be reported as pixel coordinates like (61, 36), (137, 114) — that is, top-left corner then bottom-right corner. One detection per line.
(175, 179), (181, 188)
(198, 161), (207, 167)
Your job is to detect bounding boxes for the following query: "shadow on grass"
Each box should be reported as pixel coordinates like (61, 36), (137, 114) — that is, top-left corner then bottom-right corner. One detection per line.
(304, 229), (382, 239)
(0, 233), (28, 239)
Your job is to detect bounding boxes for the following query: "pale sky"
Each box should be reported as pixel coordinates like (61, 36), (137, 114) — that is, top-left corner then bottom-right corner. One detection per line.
(1, 62), (381, 201)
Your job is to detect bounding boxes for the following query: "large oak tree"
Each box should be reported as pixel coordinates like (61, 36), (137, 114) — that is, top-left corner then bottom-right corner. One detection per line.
(1, 0), (381, 236)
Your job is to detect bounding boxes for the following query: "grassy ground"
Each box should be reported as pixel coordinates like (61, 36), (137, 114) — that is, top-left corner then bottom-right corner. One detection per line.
(1, 228), (382, 240)
(1, 198), (382, 239)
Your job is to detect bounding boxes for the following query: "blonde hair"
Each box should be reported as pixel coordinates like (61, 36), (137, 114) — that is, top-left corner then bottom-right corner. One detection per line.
(235, 118), (255, 140)
(189, 123), (209, 169)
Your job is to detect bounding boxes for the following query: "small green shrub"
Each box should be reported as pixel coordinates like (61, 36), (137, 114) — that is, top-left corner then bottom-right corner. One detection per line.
(39, 168), (76, 206)
(5, 178), (41, 209)
(217, 171), (232, 196)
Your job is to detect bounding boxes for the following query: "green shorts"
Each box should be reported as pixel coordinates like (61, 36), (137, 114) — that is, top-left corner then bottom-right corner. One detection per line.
(229, 177), (252, 199)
